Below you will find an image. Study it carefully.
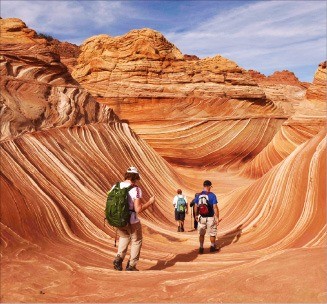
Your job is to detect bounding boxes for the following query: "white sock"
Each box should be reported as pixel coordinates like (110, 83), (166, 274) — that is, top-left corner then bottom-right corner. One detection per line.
(211, 243), (215, 247)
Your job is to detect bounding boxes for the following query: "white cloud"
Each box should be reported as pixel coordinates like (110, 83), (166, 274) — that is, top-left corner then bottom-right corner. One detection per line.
(0, 0), (134, 38)
(165, 1), (326, 80)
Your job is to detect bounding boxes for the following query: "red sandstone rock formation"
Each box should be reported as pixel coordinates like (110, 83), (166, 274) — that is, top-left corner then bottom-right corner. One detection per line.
(47, 39), (80, 72)
(0, 18), (113, 142)
(248, 69), (307, 87)
(72, 28), (292, 168)
(183, 54), (200, 61)
(306, 61), (327, 101)
(1, 18), (326, 303)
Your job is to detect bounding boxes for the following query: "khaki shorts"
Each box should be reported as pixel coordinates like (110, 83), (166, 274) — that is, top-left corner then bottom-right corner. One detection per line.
(198, 216), (217, 236)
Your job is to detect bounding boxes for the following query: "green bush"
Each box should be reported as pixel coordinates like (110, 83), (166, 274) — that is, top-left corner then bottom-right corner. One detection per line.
(38, 33), (54, 41)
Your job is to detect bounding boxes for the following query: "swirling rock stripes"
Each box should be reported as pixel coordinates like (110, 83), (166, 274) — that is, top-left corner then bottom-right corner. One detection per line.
(1, 17), (326, 302)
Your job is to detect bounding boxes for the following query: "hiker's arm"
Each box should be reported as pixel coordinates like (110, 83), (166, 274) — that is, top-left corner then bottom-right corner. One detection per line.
(134, 196), (155, 213)
(214, 204), (220, 225)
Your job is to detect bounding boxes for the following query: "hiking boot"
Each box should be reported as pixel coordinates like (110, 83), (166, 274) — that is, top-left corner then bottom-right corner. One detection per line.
(210, 246), (220, 252)
(113, 255), (123, 271)
(126, 264), (139, 271)
(177, 226), (181, 232)
(199, 247), (204, 254)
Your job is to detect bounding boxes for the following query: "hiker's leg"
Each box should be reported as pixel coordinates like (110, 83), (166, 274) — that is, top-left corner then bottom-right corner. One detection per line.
(198, 217), (206, 248)
(181, 220), (184, 231)
(117, 226), (131, 260)
(129, 221), (143, 267)
(180, 212), (185, 231)
(208, 217), (218, 248)
(175, 210), (180, 229)
(199, 234), (205, 248)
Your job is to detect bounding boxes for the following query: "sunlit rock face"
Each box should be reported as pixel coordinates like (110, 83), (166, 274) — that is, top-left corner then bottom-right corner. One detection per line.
(47, 39), (80, 72)
(306, 61), (327, 101)
(1, 18), (326, 303)
(72, 29), (293, 168)
(0, 18), (45, 44)
(0, 18), (113, 142)
(239, 63), (326, 178)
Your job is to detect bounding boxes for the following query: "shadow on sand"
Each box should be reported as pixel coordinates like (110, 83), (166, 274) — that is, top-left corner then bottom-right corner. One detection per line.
(148, 225), (243, 270)
(216, 224), (243, 249)
(147, 248), (199, 270)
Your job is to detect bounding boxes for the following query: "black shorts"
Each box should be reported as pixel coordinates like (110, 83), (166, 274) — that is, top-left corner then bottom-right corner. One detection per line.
(175, 209), (185, 221)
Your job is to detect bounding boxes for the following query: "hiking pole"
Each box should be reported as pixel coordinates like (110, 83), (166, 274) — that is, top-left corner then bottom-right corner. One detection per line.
(190, 207), (193, 230)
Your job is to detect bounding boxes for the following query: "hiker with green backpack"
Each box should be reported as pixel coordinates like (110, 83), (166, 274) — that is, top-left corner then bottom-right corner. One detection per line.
(172, 189), (188, 232)
(105, 167), (155, 271)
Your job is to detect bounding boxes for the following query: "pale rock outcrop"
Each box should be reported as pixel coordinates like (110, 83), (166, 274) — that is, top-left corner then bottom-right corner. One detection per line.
(72, 29), (266, 100)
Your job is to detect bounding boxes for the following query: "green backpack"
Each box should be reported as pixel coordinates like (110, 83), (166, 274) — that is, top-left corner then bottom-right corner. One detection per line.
(176, 196), (186, 212)
(105, 183), (134, 227)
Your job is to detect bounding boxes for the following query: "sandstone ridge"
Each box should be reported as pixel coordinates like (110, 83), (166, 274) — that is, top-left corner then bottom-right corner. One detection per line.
(248, 69), (307, 87)
(1, 18), (326, 303)
(73, 28), (263, 101)
(0, 18), (114, 142)
(306, 61), (327, 101)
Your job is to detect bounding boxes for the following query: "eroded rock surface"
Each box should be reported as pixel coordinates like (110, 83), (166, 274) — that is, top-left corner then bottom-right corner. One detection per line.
(306, 61), (327, 101)
(1, 18), (326, 303)
(72, 29), (294, 168)
(0, 18), (113, 142)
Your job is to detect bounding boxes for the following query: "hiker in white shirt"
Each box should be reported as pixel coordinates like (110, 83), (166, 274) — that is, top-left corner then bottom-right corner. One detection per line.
(172, 189), (188, 232)
(113, 167), (155, 271)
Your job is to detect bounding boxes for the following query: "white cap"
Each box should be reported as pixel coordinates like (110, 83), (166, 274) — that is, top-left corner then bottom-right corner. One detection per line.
(126, 166), (139, 174)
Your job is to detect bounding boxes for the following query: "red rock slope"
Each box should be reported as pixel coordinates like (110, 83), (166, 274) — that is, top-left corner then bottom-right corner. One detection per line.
(1, 18), (326, 303)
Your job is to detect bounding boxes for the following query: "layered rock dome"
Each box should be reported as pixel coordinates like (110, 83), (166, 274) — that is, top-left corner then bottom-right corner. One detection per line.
(1, 18), (326, 303)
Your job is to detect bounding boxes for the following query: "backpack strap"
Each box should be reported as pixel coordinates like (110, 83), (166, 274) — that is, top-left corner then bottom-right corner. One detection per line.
(127, 184), (136, 212)
(127, 184), (135, 191)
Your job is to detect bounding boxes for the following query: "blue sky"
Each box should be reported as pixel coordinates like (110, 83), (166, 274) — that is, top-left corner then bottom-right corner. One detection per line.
(1, 0), (326, 82)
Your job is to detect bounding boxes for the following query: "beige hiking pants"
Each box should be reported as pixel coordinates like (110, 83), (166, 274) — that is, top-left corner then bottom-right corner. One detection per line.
(117, 221), (142, 267)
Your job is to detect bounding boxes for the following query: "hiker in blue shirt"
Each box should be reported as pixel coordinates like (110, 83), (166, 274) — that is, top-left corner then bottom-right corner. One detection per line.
(194, 180), (220, 254)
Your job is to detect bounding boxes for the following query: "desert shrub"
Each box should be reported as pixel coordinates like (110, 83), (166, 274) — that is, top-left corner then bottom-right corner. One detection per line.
(38, 33), (54, 41)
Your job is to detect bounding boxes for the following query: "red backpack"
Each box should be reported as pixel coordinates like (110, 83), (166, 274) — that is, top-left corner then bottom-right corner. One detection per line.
(198, 194), (209, 216)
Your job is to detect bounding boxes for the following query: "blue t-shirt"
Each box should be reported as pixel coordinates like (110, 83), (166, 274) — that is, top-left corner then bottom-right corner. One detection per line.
(195, 191), (218, 217)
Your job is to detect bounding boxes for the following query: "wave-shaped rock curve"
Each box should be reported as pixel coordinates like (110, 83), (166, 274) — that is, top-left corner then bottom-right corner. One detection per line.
(1, 18), (326, 303)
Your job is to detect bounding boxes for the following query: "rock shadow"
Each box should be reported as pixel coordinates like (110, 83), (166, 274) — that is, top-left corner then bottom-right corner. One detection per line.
(147, 248), (199, 271)
(216, 224), (243, 249)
